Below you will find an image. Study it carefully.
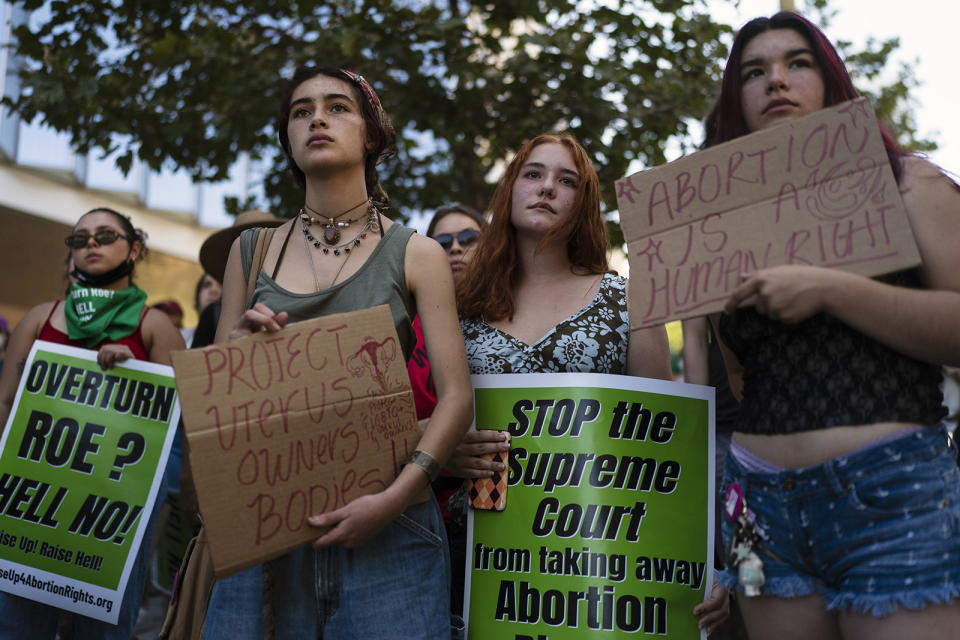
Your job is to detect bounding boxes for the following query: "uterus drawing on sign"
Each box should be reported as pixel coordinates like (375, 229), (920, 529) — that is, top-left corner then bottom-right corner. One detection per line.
(799, 159), (887, 222)
(347, 336), (398, 393)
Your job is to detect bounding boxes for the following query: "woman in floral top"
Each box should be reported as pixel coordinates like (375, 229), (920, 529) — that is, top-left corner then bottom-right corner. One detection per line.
(451, 132), (729, 633)
(456, 133), (668, 378)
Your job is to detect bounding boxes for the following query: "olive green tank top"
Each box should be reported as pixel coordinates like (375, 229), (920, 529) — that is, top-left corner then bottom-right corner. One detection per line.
(239, 223), (418, 361)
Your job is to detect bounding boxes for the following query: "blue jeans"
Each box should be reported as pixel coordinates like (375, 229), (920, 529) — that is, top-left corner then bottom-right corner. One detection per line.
(717, 425), (960, 615)
(203, 497), (451, 640)
(0, 477), (167, 640)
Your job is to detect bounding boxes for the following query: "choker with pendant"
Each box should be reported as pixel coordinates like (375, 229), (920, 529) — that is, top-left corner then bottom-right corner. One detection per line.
(300, 204), (381, 256)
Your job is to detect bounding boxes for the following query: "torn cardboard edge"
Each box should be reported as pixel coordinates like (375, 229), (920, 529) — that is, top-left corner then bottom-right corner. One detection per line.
(616, 99), (920, 329)
(616, 99), (888, 236)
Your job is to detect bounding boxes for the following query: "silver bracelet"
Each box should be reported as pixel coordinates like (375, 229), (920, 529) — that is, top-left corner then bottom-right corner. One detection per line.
(407, 450), (440, 482)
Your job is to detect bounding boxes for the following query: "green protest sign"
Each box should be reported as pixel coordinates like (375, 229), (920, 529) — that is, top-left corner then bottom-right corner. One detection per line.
(0, 341), (179, 624)
(465, 372), (714, 640)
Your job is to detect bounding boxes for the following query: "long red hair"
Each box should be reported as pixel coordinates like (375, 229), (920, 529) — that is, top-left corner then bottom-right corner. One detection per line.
(457, 133), (609, 321)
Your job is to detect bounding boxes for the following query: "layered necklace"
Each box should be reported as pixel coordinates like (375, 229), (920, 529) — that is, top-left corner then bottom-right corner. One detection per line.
(299, 198), (384, 292)
(299, 198), (380, 256)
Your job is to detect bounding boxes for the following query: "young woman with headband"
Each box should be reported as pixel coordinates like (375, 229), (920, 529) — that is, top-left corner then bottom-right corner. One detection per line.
(203, 65), (472, 639)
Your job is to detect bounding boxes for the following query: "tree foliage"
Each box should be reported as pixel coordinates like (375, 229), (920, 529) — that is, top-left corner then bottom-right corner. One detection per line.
(6, 0), (729, 226)
(802, 0), (935, 152)
(5, 0), (933, 236)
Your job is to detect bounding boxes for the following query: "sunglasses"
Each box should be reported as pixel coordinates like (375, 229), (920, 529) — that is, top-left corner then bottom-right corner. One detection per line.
(433, 229), (480, 252)
(64, 229), (130, 249)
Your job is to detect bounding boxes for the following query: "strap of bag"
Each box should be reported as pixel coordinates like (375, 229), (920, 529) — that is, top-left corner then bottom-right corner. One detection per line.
(249, 225), (279, 640)
(246, 227), (276, 305)
(158, 526), (215, 640)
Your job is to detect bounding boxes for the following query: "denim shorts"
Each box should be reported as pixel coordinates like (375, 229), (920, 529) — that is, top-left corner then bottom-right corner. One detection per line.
(717, 425), (960, 616)
(203, 497), (451, 640)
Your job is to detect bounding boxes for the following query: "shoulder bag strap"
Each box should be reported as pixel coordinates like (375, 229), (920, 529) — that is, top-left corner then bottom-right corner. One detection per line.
(246, 228), (276, 305)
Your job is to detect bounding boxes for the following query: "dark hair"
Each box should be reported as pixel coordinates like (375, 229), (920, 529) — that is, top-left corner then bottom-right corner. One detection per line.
(710, 12), (904, 181)
(194, 273), (212, 311)
(457, 133), (609, 322)
(425, 204), (486, 238)
(277, 65), (396, 202)
(76, 207), (148, 255)
(74, 207), (149, 277)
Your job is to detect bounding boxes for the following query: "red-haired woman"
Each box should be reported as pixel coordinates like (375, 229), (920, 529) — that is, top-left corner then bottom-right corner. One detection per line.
(203, 66), (472, 639)
(453, 132), (729, 633)
(708, 12), (960, 640)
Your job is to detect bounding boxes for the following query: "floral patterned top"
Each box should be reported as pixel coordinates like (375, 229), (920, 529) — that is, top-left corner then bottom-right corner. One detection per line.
(460, 273), (629, 375)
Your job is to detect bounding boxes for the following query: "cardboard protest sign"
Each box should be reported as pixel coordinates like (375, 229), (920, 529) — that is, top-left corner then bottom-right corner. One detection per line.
(465, 373), (714, 640)
(171, 305), (419, 577)
(616, 99), (921, 328)
(0, 341), (178, 624)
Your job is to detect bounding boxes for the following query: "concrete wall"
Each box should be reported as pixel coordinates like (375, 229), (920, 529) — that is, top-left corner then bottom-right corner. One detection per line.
(0, 164), (211, 330)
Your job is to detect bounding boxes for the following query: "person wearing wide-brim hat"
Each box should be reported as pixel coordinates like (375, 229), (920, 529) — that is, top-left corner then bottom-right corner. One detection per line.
(187, 211), (285, 348)
(199, 210), (286, 284)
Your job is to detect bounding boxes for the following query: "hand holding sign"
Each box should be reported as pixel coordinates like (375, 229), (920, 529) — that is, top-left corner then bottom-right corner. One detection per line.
(172, 305), (420, 577)
(446, 429), (510, 478)
(308, 489), (403, 549)
(96, 344), (135, 370)
(616, 99), (920, 329)
(723, 264), (853, 322)
(228, 302), (288, 340)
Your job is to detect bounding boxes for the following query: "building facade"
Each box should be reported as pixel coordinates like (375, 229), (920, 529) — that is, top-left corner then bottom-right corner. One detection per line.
(0, 2), (252, 329)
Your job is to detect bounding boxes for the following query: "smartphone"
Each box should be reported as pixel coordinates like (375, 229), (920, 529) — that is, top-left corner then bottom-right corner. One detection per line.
(467, 449), (508, 511)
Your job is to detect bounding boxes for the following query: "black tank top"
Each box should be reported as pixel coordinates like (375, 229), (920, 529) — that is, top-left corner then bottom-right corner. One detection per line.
(718, 269), (945, 434)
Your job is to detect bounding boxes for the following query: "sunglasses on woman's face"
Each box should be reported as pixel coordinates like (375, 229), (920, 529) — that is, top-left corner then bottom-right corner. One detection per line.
(433, 228), (480, 252)
(64, 229), (129, 249)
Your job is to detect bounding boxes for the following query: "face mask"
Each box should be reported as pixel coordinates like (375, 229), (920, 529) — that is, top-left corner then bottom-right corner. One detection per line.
(70, 260), (135, 288)
(63, 283), (147, 348)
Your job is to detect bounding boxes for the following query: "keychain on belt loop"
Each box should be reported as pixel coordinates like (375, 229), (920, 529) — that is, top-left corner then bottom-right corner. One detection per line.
(723, 482), (770, 596)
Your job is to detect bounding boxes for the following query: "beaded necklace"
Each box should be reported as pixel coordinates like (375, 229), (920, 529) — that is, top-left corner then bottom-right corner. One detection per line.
(300, 203), (380, 256)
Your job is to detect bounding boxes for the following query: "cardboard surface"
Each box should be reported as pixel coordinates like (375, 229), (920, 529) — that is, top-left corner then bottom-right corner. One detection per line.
(616, 99), (921, 329)
(171, 305), (419, 577)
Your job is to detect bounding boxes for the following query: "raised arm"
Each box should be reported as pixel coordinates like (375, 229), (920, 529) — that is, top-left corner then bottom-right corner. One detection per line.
(724, 157), (960, 367)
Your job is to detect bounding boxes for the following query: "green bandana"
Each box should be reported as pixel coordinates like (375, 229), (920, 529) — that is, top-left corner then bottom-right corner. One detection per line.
(64, 283), (147, 348)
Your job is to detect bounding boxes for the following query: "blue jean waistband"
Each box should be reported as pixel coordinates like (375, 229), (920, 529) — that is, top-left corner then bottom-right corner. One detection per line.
(727, 423), (953, 496)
